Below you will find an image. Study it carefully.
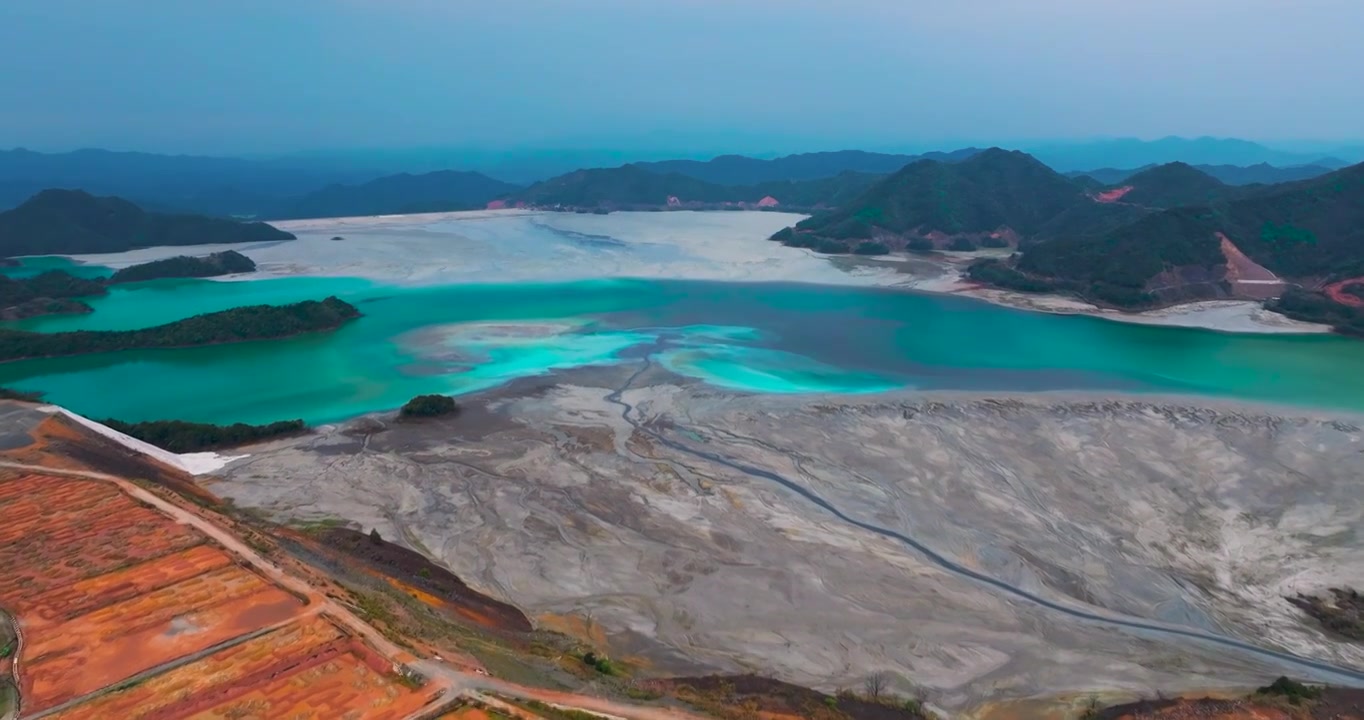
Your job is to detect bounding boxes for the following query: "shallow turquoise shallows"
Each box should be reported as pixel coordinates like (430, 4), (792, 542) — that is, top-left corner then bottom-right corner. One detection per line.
(4, 270), (1364, 425)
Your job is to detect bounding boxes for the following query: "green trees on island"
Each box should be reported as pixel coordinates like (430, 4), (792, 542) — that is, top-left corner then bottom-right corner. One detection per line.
(0, 270), (108, 319)
(0, 296), (360, 362)
(101, 418), (306, 453)
(109, 250), (257, 283)
(400, 394), (459, 418)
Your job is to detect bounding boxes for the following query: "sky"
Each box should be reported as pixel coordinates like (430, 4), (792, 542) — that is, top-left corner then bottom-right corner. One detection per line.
(2, 0), (1362, 156)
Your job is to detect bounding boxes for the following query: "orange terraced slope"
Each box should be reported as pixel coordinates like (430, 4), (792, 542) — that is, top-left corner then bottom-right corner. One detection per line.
(0, 471), (440, 719)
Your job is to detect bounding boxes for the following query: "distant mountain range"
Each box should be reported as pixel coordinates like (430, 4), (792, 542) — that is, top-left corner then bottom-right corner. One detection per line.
(1023, 136), (1358, 173)
(1072, 162), (1339, 187)
(0, 147), (377, 217)
(271, 171), (519, 220)
(4, 138), (1360, 219)
(0, 189), (293, 257)
(506, 164), (881, 210)
(634, 148), (980, 186)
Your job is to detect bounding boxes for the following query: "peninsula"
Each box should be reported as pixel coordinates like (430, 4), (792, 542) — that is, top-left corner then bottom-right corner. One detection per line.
(0, 296), (359, 362)
(108, 250), (257, 283)
(0, 269), (107, 320)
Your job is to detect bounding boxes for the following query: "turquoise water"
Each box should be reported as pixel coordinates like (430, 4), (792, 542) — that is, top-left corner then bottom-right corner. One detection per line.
(1, 255), (113, 280)
(4, 271), (1364, 425)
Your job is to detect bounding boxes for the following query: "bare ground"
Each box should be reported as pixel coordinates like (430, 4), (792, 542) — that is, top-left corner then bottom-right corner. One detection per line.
(209, 365), (1364, 711)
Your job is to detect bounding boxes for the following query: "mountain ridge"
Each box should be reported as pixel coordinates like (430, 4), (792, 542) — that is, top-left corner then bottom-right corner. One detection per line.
(268, 170), (520, 219)
(0, 189), (294, 257)
(773, 148), (1087, 252)
(977, 161), (1364, 312)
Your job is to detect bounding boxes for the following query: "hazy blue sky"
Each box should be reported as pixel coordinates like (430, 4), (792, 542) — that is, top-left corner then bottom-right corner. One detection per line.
(2, 0), (1361, 155)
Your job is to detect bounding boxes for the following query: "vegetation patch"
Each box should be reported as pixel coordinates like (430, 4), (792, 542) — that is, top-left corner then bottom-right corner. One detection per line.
(1268, 290), (1364, 336)
(99, 418), (305, 453)
(400, 394), (460, 419)
(0, 386), (42, 402)
(315, 526), (532, 632)
(1255, 676), (1324, 707)
(1288, 588), (1364, 640)
(0, 269), (106, 319)
(108, 250), (256, 283)
(0, 188), (294, 257)
(0, 296), (360, 362)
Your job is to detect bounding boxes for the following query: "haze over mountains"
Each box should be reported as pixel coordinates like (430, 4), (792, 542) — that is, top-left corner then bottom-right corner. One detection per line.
(3, 137), (1359, 219)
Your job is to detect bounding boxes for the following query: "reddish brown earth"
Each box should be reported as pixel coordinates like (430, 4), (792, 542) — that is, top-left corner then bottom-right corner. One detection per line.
(1096, 689), (1364, 719)
(1219, 232), (1287, 299)
(1324, 277), (1364, 307)
(0, 410), (442, 719)
(0, 470), (444, 718)
(0, 403), (728, 720)
(1094, 186), (1135, 203)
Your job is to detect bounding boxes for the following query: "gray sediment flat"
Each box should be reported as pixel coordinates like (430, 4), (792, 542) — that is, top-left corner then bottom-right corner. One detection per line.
(210, 363), (1364, 710)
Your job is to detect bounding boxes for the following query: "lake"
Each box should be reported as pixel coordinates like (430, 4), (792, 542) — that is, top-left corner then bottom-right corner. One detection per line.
(4, 272), (1364, 425)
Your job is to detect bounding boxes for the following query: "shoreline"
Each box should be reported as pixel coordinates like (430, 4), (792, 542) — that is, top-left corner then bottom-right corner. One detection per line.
(884, 256), (1333, 335)
(19, 208), (1336, 335)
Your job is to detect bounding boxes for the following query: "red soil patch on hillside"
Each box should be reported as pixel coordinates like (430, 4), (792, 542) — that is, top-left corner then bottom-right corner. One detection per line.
(1325, 277), (1364, 307)
(1094, 186), (1134, 203)
(1219, 232), (1286, 299)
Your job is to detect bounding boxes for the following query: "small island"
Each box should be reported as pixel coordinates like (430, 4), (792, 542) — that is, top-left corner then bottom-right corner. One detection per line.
(101, 418), (306, 453)
(109, 250), (257, 284)
(399, 394), (459, 419)
(0, 296), (360, 362)
(0, 270), (107, 320)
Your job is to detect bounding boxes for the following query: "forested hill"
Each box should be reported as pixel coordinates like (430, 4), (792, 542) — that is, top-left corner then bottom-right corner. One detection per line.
(0, 189), (294, 257)
(108, 250), (258, 283)
(0, 296), (360, 362)
(1112, 162), (1242, 208)
(775, 148), (1086, 252)
(988, 161), (1364, 308)
(0, 270), (107, 320)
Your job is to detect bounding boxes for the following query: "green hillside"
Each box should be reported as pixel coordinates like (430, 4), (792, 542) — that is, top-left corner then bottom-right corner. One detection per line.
(0, 296), (360, 362)
(0, 189), (294, 257)
(1005, 162), (1364, 307)
(1116, 162), (1240, 208)
(109, 250), (257, 283)
(779, 149), (1085, 248)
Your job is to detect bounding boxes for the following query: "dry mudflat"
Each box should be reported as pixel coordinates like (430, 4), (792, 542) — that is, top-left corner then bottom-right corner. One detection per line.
(211, 364), (1364, 711)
